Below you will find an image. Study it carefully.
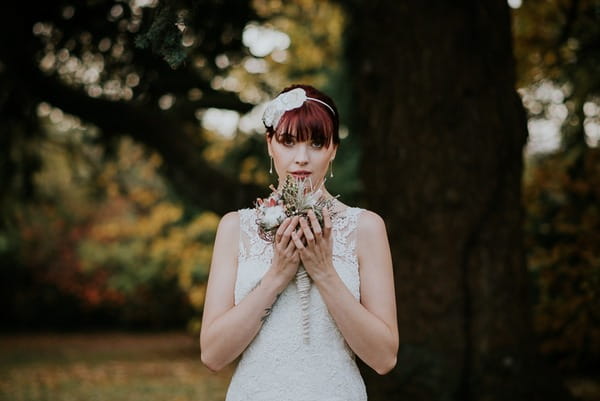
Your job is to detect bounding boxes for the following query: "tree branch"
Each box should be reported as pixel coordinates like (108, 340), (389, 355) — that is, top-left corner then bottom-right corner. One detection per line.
(28, 69), (264, 215)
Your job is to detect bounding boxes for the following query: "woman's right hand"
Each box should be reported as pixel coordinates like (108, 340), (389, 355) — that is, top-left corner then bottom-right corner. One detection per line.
(268, 216), (301, 289)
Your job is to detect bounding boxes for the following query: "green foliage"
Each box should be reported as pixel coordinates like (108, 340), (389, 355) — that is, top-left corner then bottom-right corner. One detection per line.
(513, 0), (600, 92)
(514, 0), (600, 370)
(513, 0), (600, 150)
(6, 134), (218, 329)
(135, 4), (186, 68)
(523, 147), (600, 370)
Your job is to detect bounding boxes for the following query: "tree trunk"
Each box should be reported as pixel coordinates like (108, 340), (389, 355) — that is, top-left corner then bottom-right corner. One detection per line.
(345, 1), (572, 400)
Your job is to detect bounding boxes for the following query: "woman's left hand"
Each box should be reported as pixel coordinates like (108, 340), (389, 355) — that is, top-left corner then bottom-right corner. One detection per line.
(291, 208), (335, 281)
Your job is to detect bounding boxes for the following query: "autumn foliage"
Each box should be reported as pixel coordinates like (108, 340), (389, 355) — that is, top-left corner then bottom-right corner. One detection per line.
(5, 139), (218, 330)
(523, 147), (600, 370)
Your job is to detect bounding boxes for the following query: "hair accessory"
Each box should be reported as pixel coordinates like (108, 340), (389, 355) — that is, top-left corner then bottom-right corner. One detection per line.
(262, 88), (335, 129)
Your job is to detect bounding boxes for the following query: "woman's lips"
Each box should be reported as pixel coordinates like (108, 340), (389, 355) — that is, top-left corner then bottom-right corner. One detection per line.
(290, 171), (311, 178)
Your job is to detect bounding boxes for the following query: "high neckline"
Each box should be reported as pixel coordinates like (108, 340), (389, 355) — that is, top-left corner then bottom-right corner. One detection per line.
(328, 198), (350, 216)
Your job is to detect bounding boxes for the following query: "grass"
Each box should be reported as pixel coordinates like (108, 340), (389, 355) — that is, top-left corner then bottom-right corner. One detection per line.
(0, 332), (233, 401)
(2, 332), (599, 401)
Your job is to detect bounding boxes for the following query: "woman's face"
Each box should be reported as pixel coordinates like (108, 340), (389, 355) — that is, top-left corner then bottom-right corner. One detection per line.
(268, 133), (337, 189)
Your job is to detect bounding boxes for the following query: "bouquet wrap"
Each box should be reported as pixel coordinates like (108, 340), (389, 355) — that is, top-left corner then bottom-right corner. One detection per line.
(295, 265), (311, 343)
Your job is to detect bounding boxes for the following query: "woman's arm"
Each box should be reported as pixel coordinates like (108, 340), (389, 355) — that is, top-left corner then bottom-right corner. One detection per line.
(294, 209), (399, 375)
(199, 213), (300, 372)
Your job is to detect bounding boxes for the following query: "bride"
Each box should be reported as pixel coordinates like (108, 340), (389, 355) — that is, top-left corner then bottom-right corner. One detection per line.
(200, 84), (398, 400)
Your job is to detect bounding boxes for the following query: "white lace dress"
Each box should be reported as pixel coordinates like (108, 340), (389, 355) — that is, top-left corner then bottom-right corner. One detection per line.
(225, 207), (368, 401)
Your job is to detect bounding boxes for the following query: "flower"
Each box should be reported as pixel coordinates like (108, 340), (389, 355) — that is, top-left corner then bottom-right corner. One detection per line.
(279, 88), (306, 108)
(260, 204), (286, 230)
(262, 88), (308, 129)
(255, 175), (336, 242)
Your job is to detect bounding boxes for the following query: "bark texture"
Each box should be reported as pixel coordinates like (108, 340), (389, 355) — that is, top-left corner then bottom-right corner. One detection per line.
(345, 1), (572, 400)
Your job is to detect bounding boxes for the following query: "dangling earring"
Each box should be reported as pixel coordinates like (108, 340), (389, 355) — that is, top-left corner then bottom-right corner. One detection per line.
(329, 159), (334, 178)
(269, 156), (273, 174)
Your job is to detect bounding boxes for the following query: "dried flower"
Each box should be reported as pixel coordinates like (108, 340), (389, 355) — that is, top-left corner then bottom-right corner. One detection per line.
(255, 175), (337, 243)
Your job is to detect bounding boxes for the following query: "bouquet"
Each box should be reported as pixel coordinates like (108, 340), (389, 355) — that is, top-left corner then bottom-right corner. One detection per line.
(255, 175), (337, 343)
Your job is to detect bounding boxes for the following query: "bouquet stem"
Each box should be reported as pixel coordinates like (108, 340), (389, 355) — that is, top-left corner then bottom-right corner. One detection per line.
(295, 264), (311, 343)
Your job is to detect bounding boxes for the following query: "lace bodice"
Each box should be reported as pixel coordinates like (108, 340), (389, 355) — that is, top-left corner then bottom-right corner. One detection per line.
(225, 207), (367, 401)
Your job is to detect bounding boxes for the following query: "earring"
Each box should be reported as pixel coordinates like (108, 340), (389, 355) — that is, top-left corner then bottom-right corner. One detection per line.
(329, 159), (334, 178)
(269, 156), (273, 174)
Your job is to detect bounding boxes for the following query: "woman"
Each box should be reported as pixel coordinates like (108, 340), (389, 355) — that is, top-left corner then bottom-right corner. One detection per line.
(200, 84), (398, 401)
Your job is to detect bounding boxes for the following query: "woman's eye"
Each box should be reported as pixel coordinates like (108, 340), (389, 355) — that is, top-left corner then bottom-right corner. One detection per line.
(311, 140), (324, 148)
(283, 138), (295, 146)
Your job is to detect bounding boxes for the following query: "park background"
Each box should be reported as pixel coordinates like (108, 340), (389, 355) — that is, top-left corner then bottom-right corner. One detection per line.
(1, 0), (599, 400)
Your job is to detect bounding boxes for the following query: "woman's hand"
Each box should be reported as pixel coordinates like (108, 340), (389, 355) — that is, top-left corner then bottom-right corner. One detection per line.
(268, 216), (302, 288)
(291, 208), (335, 281)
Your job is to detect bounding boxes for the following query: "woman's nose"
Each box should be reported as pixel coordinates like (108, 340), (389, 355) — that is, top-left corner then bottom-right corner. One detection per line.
(295, 143), (309, 165)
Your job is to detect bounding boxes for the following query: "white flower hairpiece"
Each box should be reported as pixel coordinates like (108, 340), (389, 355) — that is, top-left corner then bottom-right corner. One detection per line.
(262, 88), (335, 129)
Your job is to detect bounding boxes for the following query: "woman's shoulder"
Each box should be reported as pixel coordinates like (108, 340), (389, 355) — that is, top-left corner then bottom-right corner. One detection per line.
(353, 208), (386, 237)
(353, 209), (389, 256)
(218, 208), (259, 233)
(217, 210), (240, 233)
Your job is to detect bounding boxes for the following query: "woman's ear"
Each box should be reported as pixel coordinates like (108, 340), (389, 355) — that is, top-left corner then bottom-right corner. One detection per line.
(330, 144), (338, 161)
(266, 135), (273, 156)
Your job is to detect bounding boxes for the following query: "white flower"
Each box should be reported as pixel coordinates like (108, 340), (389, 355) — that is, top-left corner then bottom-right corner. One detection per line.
(261, 205), (286, 230)
(262, 88), (308, 129)
(304, 188), (322, 208)
(278, 88), (306, 109)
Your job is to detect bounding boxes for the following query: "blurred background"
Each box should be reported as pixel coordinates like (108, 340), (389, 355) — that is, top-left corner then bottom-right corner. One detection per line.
(0, 0), (599, 400)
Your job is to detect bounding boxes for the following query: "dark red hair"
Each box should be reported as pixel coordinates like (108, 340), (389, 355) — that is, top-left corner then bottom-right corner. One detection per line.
(265, 84), (340, 148)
